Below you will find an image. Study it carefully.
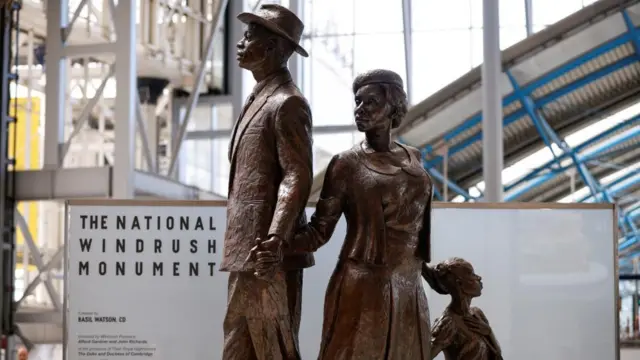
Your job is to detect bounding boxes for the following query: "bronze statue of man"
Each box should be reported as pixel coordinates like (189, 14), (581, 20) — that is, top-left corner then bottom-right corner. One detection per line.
(219, 4), (314, 360)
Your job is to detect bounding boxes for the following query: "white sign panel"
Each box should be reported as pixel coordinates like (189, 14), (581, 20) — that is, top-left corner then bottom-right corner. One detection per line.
(65, 201), (228, 360)
(423, 205), (617, 360)
(66, 201), (617, 360)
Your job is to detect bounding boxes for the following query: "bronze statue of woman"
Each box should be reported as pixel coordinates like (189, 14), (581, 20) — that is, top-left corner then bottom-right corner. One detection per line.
(424, 258), (503, 360)
(254, 69), (435, 359)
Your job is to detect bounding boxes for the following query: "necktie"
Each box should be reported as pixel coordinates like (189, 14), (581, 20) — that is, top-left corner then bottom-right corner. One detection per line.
(238, 93), (255, 121)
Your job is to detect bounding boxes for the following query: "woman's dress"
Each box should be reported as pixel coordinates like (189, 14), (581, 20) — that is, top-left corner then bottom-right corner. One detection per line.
(293, 141), (433, 360)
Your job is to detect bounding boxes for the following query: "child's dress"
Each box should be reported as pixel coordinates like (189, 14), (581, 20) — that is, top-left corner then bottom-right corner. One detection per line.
(431, 306), (503, 360)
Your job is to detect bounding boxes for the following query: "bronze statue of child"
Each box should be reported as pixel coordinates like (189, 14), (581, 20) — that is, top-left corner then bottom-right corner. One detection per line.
(422, 258), (503, 360)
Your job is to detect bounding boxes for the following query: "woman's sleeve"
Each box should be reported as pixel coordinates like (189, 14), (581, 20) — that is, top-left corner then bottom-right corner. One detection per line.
(422, 263), (448, 295)
(290, 154), (347, 252)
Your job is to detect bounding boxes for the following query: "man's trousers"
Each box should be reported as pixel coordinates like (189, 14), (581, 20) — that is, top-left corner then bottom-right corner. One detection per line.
(222, 269), (303, 360)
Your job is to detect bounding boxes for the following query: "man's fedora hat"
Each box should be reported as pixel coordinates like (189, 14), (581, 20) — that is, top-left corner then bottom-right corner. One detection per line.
(237, 4), (309, 57)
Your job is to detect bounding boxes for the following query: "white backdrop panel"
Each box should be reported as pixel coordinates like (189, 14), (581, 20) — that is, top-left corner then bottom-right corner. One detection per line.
(425, 206), (617, 360)
(65, 202), (616, 360)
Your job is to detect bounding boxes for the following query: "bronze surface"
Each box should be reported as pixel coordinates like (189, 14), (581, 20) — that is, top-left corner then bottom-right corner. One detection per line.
(220, 4), (313, 360)
(255, 69), (436, 359)
(425, 258), (503, 360)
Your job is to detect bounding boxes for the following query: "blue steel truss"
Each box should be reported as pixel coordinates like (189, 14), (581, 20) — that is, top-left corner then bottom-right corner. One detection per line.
(417, 8), (640, 258)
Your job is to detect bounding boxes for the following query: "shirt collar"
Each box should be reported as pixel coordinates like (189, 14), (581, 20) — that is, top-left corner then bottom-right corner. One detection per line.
(252, 68), (290, 96)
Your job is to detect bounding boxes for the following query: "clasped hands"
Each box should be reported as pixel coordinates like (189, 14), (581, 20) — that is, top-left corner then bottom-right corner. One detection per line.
(247, 235), (284, 279)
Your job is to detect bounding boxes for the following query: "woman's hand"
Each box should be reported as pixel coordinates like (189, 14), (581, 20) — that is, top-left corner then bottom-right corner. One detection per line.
(422, 263), (449, 295)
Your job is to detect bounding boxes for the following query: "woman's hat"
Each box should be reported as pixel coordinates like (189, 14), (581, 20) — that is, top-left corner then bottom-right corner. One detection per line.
(352, 69), (405, 93)
(237, 4), (309, 57)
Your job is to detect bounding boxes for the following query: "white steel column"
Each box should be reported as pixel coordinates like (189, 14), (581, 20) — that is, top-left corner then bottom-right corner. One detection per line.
(481, 0), (504, 202)
(144, 104), (158, 171)
(289, 0), (303, 85)
(113, 0), (137, 198)
(524, 0), (534, 36)
(43, 0), (68, 168)
(401, 0), (413, 104)
(170, 96), (181, 180)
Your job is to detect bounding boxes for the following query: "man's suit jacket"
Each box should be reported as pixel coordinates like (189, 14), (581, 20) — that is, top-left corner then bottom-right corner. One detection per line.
(220, 68), (315, 272)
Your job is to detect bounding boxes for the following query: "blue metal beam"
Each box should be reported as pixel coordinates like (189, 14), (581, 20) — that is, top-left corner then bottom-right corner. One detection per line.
(506, 11), (640, 208)
(407, 10), (640, 255)
(504, 125), (640, 200)
(418, 148), (476, 201)
(505, 71), (561, 164)
(428, 167), (476, 201)
(623, 10), (640, 59)
(578, 11), (640, 244)
(617, 200), (640, 253)
(421, 17), (640, 173)
(440, 30), (634, 144)
(425, 54), (638, 167)
(506, 63), (640, 253)
(504, 115), (640, 192)
(612, 173), (640, 251)
(619, 232), (640, 252)
(627, 202), (640, 217)
(602, 171), (640, 236)
(507, 69), (602, 198)
(617, 11), (640, 256)
(594, 174), (640, 203)
(578, 169), (640, 203)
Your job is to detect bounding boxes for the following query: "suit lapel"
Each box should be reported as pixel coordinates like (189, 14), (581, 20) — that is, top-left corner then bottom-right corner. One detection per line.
(229, 74), (291, 165)
(227, 95), (253, 161)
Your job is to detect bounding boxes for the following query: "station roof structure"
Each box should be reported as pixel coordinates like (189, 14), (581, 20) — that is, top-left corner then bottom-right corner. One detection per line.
(308, 0), (640, 269)
(10, 0), (229, 345)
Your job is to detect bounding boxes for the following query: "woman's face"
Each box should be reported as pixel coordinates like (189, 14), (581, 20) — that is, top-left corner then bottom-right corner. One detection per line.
(354, 84), (391, 132)
(456, 264), (483, 298)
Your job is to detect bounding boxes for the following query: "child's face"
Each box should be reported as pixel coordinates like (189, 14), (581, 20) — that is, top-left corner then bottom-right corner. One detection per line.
(458, 264), (483, 298)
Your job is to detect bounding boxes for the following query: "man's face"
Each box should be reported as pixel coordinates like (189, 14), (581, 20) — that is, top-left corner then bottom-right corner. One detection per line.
(236, 24), (270, 71)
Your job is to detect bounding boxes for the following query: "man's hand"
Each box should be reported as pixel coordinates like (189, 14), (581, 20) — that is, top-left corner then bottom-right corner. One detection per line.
(248, 236), (283, 279)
